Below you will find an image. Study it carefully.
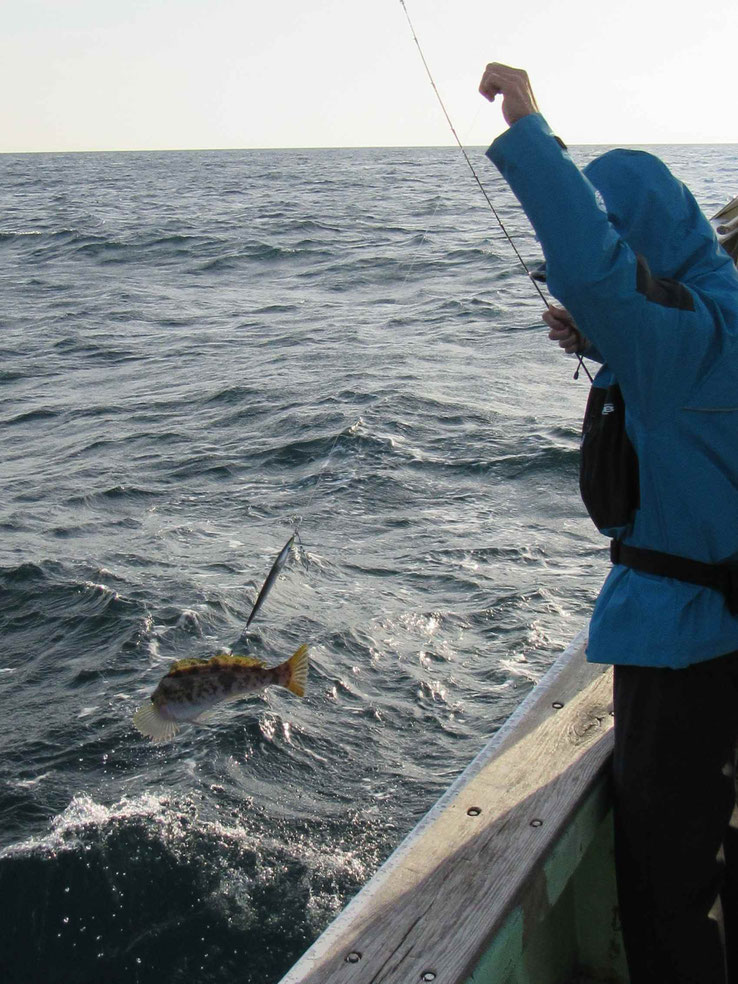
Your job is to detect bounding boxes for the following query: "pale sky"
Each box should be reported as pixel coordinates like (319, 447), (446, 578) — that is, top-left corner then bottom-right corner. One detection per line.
(2, 0), (736, 153)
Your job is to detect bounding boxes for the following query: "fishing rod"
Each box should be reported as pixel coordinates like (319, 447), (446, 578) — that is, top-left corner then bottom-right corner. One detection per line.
(398, 0), (594, 385)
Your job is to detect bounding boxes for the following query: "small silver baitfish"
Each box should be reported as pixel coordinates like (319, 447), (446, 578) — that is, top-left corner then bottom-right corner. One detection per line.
(133, 644), (308, 743)
(246, 535), (295, 628)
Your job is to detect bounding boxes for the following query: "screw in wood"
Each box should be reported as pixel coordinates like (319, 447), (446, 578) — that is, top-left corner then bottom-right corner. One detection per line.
(346, 952), (362, 964)
(552, 701), (564, 709)
(530, 818), (543, 828)
(467, 807), (482, 817)
(421, 973), (437, 982)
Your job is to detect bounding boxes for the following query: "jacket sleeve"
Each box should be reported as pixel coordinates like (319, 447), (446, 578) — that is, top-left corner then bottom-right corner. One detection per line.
(486, 114), (719, 420)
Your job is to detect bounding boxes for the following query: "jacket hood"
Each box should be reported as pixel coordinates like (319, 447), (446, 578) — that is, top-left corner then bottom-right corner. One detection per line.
(583, 149), (738, 296)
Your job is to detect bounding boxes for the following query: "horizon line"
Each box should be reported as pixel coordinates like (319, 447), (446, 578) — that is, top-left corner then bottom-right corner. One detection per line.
(2, 140), (738, 156)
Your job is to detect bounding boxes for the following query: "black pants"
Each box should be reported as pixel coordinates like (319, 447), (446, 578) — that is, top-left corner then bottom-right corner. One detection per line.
(613, 653), (738, 983)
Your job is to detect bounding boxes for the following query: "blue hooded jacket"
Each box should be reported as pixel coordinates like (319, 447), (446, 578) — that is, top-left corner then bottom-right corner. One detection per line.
(487, 113), (738, 668)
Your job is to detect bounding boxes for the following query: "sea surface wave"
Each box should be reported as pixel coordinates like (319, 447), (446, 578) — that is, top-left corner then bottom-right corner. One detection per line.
(1, 143), (736, 983)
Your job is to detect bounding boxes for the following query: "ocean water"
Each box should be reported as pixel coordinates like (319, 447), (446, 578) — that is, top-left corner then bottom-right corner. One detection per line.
(1, 143), (736, 984)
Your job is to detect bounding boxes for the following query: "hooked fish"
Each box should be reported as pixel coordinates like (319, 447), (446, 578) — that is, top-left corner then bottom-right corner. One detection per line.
(133, 644), (308, 742)
(246, 534), (295, 629)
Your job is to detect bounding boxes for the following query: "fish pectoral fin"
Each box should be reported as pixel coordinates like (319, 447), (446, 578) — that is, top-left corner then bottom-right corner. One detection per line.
(133, 702), (180, 743)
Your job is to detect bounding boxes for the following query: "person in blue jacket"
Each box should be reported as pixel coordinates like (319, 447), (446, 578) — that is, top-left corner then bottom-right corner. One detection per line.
(479, 63), (738, 983)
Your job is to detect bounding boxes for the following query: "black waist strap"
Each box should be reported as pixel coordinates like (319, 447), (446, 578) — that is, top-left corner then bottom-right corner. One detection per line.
(610, 540), (738, 615)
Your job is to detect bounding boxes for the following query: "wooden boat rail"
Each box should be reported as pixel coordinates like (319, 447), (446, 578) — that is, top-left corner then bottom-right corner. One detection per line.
(278, 629), (628, 984)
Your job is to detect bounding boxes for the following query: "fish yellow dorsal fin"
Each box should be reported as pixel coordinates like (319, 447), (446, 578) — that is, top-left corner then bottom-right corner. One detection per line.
(212, 653), (266, 669)
(168, 657), (209, 673)
(168, 653), (266, 674)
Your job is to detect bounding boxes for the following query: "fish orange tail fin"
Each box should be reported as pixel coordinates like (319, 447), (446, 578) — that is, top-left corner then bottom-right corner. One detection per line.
(284, 644), (309, 697)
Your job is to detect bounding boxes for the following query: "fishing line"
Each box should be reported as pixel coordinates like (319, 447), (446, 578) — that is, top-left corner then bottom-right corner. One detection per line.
(292, 418), (359, 537)
(250, 5), (600, 630)
(244, 422), (354, 630)
(398, 0), (594, 384)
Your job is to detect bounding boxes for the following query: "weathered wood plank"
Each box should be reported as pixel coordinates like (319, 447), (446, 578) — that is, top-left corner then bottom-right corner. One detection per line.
(279, 631), (614, 984)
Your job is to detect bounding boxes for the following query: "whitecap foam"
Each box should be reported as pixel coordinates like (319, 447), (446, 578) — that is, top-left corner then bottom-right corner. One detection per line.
(0, 792), (169, 860)
(82, 580), (120, 601)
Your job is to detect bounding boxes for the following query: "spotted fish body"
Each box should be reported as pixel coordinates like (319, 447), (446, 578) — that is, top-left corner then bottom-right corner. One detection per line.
(133, 645), (308, 742)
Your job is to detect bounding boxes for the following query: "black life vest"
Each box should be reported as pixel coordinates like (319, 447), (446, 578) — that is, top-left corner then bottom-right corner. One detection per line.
(579, 377), (738, 614)
(579, 380), (639, 532)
